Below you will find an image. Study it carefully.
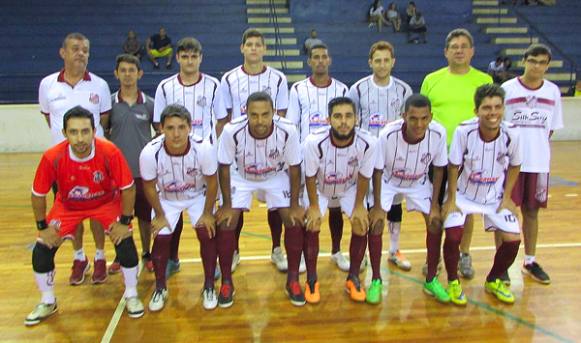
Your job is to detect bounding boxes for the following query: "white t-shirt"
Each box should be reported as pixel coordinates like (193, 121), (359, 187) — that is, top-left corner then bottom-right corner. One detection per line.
(39, 70), (111, 145)
(154, 73), (220, 142)
(501, 77), (563, 173)
(139, 134), (217, 201)
(216, 65), (288, 120)
(449, 118), (522, 205)
(304, 128), (377, 198)
(348, 75), (413, 137)
(217, 115), (301, 182)
(375, 119), (447, 189)
(286, 77), (348, 142)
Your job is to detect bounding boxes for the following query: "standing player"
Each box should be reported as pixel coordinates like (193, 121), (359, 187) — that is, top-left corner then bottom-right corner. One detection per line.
(349, 41), (413, 271)
(303, 97), (377, 304)
(38, 32), (112, 285)
(502, 43), (563, 284)
(420, 28), (493, 279)
(217, 92), (304, 307)
(441, 84), (522, 304)
(26, 107), (143, 326)
(215, 28), (290, 272)
(140, 104), (219, 311)
(107, 54), (155, 273)
(371, 94), (449, 304)
(286, 42), (351, 272)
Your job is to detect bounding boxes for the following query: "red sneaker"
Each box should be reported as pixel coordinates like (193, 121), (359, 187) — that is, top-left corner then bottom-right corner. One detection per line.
(69, 258), (90, 285)
(108, 260), (121, 274)
(92, 259), (108, 284)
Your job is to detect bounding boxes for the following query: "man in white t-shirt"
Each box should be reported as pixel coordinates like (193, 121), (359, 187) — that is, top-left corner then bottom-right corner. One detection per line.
(38, 32), (112, 286)
(501, 43), (563, 285)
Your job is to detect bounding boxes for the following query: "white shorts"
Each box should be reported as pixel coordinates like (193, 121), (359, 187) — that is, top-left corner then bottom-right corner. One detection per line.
(231, 171), (291, 210)
(304, 187), (358, 217)
(380, 181), (432, 215)
(443, 193), (520, 234)
(156, 196), (207, 235)
(368, 184), (402, 208)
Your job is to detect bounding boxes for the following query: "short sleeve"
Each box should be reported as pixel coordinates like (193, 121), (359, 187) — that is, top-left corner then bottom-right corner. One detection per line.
(303, 136), (320, 178)
(199, 140), (218, 176)
(32, 154), (55, 196)
(38, 77), (50, 115)
(432, 128), (448, 167)
(153, 83), (167, 123)
(109, 146), (134, 189)
(99, 80), (112, 114)
(374, 134), (386, 170)
(139, 143), (159, 182)
(275, 75), (289, 111)
(508, 129), (522, 167)
(348, 85), (360, 113)
(359, 137), (377, 179)
(217, 125), (236, 165)
(286, 84), (300, 126)
(284, 125), (301, 166)
(448, 128), (465, 166)
(215, 76), (232, 120)
(551, 88), (564, 131)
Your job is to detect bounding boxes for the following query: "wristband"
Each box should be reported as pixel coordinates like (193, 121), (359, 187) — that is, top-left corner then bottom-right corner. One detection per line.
(36, 220), (48, 231)
(119, 215), (133, 225)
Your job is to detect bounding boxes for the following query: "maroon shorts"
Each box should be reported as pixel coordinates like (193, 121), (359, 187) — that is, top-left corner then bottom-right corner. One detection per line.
(134, 177), (152, 222)
(511, 172), (549, 209)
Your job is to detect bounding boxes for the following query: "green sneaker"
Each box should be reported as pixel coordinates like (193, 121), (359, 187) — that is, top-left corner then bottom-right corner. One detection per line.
(423, 277), (450, 303)
(366, 278), (382, 305)
(485, 279), (515, 304)
(447, 279), (467, 306)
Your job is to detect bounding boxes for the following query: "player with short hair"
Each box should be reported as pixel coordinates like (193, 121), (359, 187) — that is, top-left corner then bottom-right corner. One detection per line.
(349, 40), (413, 271)
(216, 92), (304, 307)
(304, 97), (377, 304)
(501, 43), (563, 285)
(140, 104), (219, 311)
(441, 84), (522, 304)
(286, 42), (351, 272)
(26, 106), (143, 326)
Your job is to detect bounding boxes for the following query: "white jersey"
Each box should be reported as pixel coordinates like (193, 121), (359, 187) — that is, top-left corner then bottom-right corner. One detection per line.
(304, 128), (377, 198)
(375, 119), (448, 189)
(39, 70), (111, 145)
(217, 115), (301, 182)
(154, 73), (220, 142)
(449, 118), (522, 205)
(348, 75), (413, 137)
(501, 77), (563, 173)
(216, 65), (288, 120)
(139, 134), (217, 201)
(286, 77), (348, 142)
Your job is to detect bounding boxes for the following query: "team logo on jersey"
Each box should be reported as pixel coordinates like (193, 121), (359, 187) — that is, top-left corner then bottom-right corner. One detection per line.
(309, 113), (328, 127)
(197, 96), (207, 107)
(89, 93), (100, 104)
(93, 171), (104, 183)
(268, 148), (280, 159)
(68, 186), (105, 200)
(468, 171), (499, 185)
(420, 153), (432, 165)
(186, 167), (200, 176)
(262, 86), (272, 96)
(525, 96), (538, 108)
(347, 156), (359, 167)
(164, 181), (195, 193)
(244, 163), (275, 175)
(324, 172), (350, 185)
(393, 169), (424, 181)
(191, 119), (203, 128)
(368, 113), (387, 128)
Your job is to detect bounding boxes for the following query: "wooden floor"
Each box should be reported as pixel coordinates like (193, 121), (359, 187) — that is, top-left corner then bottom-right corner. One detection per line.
(1, 141), (581, 343)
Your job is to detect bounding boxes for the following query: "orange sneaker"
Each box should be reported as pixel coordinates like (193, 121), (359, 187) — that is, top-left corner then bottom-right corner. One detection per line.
(345, 275), (366, 302)
(305, 280), (320, 304)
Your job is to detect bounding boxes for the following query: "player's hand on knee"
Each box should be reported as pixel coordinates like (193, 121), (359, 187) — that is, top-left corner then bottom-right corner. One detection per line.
(369, 206), (385, 230)
(289, 205), (305, 227)
(441, 199), (460, 220)
(428, 204), (442, 227)
(305, 206), (322, 232)
(109, 222), (132, 245)
(151, 215), (170, 238)
(216, 207), (235, 228)
(39, 225), (62, 249)
(351, 205), (369, 234)
(196, 213), (216, 238)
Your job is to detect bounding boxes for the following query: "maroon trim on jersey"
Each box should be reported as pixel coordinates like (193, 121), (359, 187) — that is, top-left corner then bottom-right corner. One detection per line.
(401, 123), (424, 145)
(57, 69), (91, 83)
(177, 73), (202, 87)
(163, 139), (191, 157)
(309, 76), (332, 88)
(248, 122), (274, 140)
(506, 96), (555, 106)
(517, 77), (544, 91)
(241, 65), (267, 76)
(117, 90), (144, 104)
(41, 111), (50, 116)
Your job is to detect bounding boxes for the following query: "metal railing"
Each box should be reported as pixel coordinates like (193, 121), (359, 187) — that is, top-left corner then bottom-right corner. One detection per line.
(268, 0), (288, 72)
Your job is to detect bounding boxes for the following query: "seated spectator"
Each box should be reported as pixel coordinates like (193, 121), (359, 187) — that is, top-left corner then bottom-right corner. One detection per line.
(303, 29), (323, 55)
(404, 1), (416, 31)
(385, 2), (401, 32)
(497, 56), (516, 83)
(146, 27), (173, 69)
(407, 11), (427, 43)
(368, 0), (389, 32)
(123, 30), (143, 60)
(487, 56), (506, 83)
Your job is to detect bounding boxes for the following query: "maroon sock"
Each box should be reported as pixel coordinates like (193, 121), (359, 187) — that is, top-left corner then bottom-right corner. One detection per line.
(195, 226), (217, 289)
(349, 233), (367, 277)
(216, 229), (236, 284)
(152, 234), (172, 290)
(235, 212), (244, 252)
(426, 230), (443, 281)
(268, 210), (283, 251)
(328, 208), (344, 254)
(443, 226), (463, 281)
(169, 213), (184, 261)
(487, 240), (521, 282)
(368, 232), (382, 280)
(284, 225), (304, 283)
(303, 230), (320, 282)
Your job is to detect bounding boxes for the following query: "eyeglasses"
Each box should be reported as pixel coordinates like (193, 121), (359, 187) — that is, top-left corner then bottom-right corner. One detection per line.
(525, 58), (549, 66)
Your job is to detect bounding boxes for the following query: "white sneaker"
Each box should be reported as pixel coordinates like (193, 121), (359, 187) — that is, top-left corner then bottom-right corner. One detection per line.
(271, 247), (288, 271)
(331, 252), (350, 272)
(24, 302), (58, 326)
(202, 287), (218, 310)
(231, 250), (240, 273)
(299, 253), (306, 273)
(125, 297), (144, 318)
(148, 288), (168, 312)
(388, 250), (412, 271)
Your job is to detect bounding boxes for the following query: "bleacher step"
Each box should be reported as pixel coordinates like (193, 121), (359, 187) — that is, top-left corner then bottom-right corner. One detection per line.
(247, 8), (288, 14)
(476, 17), (518, 24)
(485, 27), (528, 34)
(248, 16), (292, 24)
(493, 37), (539, 44)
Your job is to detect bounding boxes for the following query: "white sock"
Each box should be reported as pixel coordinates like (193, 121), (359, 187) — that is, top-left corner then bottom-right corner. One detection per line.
(524, 255), (536, 265)
(389, 221), (401, 254)
(35, 271), (56, 304)
(94, 249), (105, 261)
(122, 266), (139, 298)
(73, 248), (86, 261)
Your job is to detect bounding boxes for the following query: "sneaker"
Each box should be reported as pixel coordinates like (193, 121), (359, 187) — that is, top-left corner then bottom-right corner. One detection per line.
(447, 279), (467, 306)
(271, 247), (288, 272)
(24, 302), (58, 326)
(218, 283), (235, 308)
(304, 279), (320, 304)
(108, 258), (121, 274)
(366, 278), (383, 305)
(485, 279), (515, 304)
(125, 297), (144, 318)
(214, 265), (221, 280)
(500, 271), (511, 286)
(202, 287), (218, 310)
(345, 275), (366, 302)
(459, 253), (475, 279)
(69, 258), (90, 285)
(165, 259), (181, 279)
(231, 250), (240, 273)
(142, 253), (154, 273)
(422, 260), (442, 277)
(148, 288), (168, 312)
(388, 250), (412, 271)
(331, 252), (350, 272)
(423, 277), (451, 303)
(522, 262), (551, 284)
(299, 254), (306, 274)
(285, 281), (306, 306)
(92, 259), (107, 284)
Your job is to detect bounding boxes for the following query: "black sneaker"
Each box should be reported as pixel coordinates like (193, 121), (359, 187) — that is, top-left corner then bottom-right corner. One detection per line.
(522, 262), (551, 284)
(285, 281), (306, 306)
(499, 271), (511, 286)
(218, 282), (235, 308)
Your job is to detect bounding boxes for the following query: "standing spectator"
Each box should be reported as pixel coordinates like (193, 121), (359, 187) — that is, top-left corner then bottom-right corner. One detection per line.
(147, 27), (173, 69)
(303, 29), (323, 55)
(407, 11), (427, 44)
(123, 30), (143, 60)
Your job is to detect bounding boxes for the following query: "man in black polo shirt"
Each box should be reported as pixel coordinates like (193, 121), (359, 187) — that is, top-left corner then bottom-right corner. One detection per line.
(147, 27), (173, 69)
